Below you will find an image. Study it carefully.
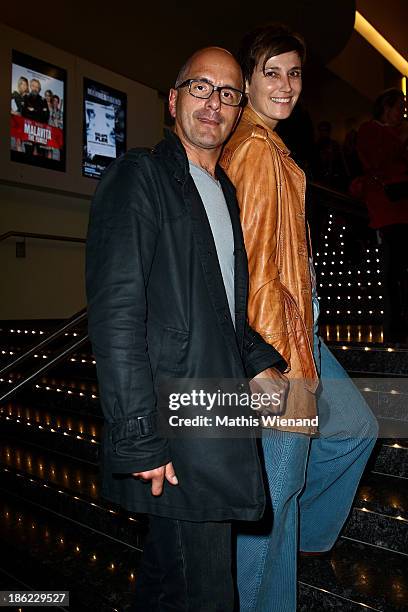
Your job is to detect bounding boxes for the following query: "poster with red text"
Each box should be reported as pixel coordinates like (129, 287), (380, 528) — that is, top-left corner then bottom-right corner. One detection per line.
(11, 50), (67, 171)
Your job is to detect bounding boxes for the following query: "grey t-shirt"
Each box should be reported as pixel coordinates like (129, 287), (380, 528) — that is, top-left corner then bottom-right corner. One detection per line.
(189, 162), (235, 326)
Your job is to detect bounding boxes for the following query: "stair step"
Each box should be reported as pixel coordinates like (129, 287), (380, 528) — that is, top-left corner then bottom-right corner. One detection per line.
(3, 399), (408, 478)
(0, 435), (99, 494)
(329, 344), (408, 377)
(298, 537), (408, 611)
(0, 490), (142, 611)
(356, 473), (408, 519)
(0, 465), (147, 552)
(341, 471), (408, 554)
(373, 440), (408, 478)
(0, 405), (101, 463)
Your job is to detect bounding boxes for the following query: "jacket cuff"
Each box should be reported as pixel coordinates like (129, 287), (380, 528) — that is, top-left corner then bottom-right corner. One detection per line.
(245, 351), (287, 379)
(109, 412), (171, 474)
(110, 446), (171, 474)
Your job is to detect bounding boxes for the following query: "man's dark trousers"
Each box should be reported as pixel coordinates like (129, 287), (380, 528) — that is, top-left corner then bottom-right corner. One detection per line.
(133, 516), (233, 611)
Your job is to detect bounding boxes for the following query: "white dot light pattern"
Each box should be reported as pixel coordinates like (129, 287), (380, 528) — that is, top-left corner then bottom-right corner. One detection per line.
(314, 213), (384, 323)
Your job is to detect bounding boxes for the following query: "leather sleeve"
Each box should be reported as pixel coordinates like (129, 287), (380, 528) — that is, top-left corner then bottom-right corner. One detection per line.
(223, 136), (291, 368)
(86, 157), (171, 474)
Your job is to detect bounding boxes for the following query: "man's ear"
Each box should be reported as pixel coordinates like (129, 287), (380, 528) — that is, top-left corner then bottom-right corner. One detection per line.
(169, 88), (178, 119)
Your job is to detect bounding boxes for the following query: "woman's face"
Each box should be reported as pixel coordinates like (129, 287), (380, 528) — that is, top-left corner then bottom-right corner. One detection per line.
(18, 80), (28, 95)
(246, 50), (302, 130)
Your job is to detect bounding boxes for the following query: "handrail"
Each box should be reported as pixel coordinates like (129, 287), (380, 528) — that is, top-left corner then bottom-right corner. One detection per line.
(307, 181), (368, 218)
(309, 181), (360, 203)
(0, 231), (86, 244)
(0, 308), (87, 377)
(0, 333), (89, 404)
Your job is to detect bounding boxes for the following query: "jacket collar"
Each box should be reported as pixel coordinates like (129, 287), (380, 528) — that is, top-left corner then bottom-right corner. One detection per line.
(241, 106), (290, 156)
(152, 129), (190, 183)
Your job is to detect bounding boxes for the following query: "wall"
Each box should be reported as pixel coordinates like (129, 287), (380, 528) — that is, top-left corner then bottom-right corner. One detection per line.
(0, 24), (163, 320)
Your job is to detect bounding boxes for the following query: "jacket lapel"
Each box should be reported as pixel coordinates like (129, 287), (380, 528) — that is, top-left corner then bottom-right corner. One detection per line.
(182, 173), (243, 366)
(217, 170), (248, 355)
(156, 130), (247, 364)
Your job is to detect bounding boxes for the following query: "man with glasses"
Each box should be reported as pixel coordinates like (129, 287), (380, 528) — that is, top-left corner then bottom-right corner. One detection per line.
(86, 47), (286, 611)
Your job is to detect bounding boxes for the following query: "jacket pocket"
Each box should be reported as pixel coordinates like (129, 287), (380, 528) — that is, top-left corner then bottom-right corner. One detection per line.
(155, 327), (189, 376)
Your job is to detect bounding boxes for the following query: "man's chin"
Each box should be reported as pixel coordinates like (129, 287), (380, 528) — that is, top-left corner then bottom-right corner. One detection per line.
(193, 131), (225, 150)
(197, 138), (224, 150)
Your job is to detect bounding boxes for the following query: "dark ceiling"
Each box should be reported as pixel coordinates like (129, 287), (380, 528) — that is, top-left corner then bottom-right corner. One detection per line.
(357, 0), (407, 57)
(2, 0), (356, 93)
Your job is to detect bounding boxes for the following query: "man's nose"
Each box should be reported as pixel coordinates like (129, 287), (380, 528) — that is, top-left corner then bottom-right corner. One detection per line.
(205, 89), (222, 111)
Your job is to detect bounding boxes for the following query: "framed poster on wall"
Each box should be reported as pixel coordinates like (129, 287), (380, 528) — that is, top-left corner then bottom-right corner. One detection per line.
(10, 50), (67, 171)
(82, 78), (127, 179)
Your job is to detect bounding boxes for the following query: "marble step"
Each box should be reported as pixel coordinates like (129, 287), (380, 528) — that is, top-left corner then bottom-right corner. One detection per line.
(0, 408), (99, 470)
(298, 537), (408, 611)
(2, 400), (408, 482)
(0, 434), (147, 546)
(343, 472), (408, 554)
(1, 483), (406, 612)
(1, 432), (407, 557)
(0, 464), (147, 554)
(0, 434), (100, 497)
(373, 439), (408, 478)
(329, 343), (408, 377)
(1, 376), (99, 410)
(0, 489), (142, 612)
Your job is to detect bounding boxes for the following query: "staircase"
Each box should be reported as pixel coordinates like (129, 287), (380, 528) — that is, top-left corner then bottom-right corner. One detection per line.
(298, 342), (408, 611)
(0, 322), (407, 611)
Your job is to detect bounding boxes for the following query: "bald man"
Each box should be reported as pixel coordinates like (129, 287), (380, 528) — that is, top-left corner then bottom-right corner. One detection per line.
(86, 47), (286, 610)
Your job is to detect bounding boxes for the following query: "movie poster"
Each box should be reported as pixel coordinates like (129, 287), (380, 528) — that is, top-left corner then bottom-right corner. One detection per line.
(10, 50), (66, 171)
(83, 78), (127, 179)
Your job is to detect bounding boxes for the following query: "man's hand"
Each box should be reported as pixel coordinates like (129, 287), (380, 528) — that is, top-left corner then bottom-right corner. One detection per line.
(250, 367), (289, 415)
(132, 461), (178, 496)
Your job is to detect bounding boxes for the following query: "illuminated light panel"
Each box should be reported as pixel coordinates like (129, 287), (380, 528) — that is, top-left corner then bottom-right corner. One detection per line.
(354, 11), (408, 76)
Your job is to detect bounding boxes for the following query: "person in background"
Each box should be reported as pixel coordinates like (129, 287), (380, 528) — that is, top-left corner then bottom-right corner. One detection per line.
(21, 78), (50, 124)
(355, 88), (408, 343)
(11, 75), (29, 153)
(313, 120), (348, 191)
(86, 46), (287, 611)
(343, 118), (363, 182)
(221, 23), (378, 611)
(11, 76), (28, 114)
(44, 89), (53, 114)
(49, 95), (63, 129)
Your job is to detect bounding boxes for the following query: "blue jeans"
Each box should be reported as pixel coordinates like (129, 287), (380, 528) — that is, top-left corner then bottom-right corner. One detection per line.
(236, 336), (378, 612)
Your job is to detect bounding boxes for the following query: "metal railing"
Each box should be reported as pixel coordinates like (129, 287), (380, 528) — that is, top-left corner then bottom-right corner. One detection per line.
(0, 231), (88, 401)
(0, 308), (88, 404)
(0, 231), (86, 244)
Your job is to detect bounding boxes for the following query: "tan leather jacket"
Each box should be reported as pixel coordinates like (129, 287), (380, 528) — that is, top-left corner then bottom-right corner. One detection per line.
(221, 106), (319, 434)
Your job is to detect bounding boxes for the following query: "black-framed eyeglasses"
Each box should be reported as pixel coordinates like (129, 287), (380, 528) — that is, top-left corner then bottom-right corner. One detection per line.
(176, 79), (243, 107)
